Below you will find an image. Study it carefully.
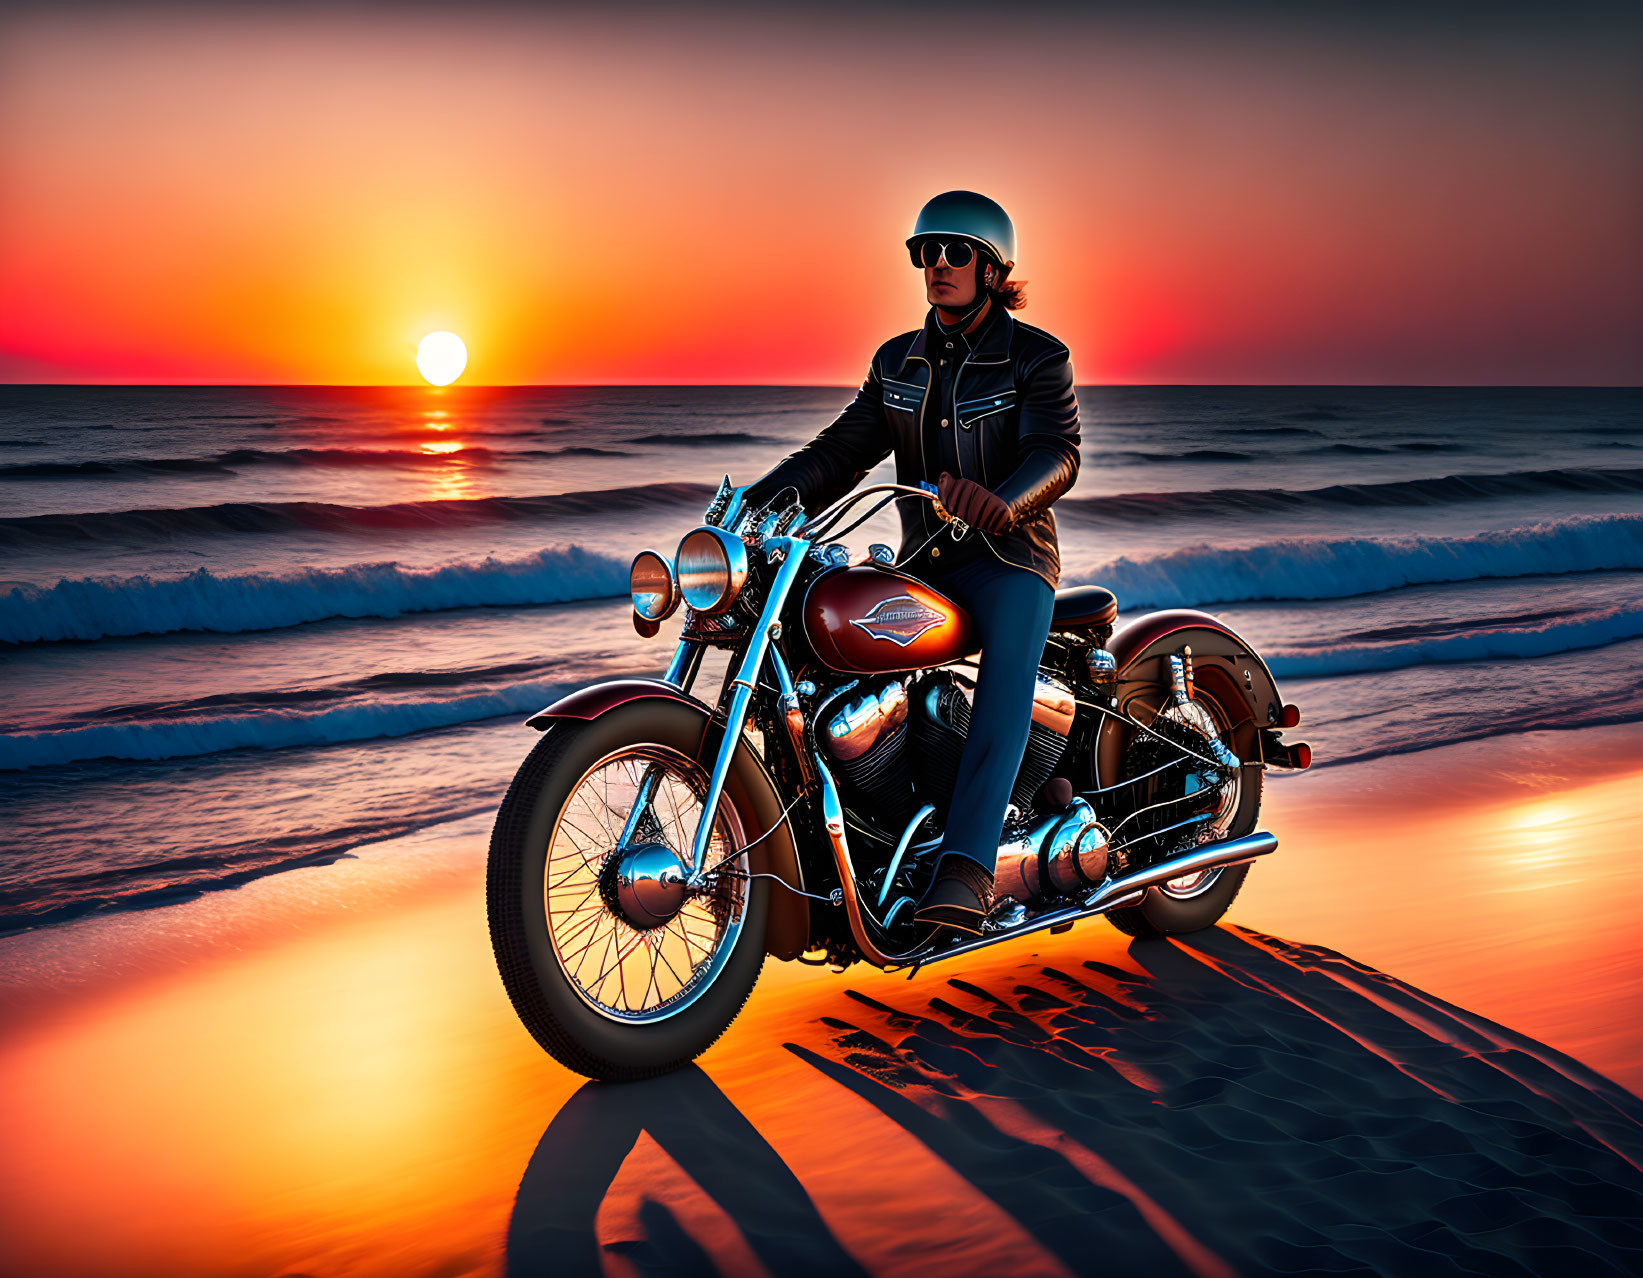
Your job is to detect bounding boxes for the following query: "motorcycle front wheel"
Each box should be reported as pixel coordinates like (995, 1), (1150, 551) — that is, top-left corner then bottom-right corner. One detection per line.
(487, 700), (769, 1081)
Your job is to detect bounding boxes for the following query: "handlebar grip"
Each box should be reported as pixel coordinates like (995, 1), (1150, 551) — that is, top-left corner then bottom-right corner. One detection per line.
(917, 479), (954, 522)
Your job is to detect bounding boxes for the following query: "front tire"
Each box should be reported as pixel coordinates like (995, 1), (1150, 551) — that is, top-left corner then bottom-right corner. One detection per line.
(487, 700), (768, 1081)
(1105, 681), (1261, 941)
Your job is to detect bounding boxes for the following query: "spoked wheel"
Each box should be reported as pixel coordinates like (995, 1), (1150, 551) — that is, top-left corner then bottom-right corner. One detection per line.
(545, 745), (747, 1022)
(1105, 682), (1261, 940)
(488, 700), (768, 1081)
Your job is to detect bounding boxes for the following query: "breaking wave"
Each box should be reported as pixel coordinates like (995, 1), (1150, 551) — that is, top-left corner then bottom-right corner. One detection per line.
(0, 674), (584, 771)
(0, 480), (714, 547)
(1302, 440), (1461, 455)
(0, 456), (237, 477)
(1071, 513), (1643, 609)
(1266, 603), (1643, 678)
(4, 515), (1642, 766)
(1063, 467), (1643, 525)
(1225, 424), (1326, 438)
(8, 512), (1642, 647)
(0, 447), (496, 477)
(1, 545), (631, 643)
(0, 443), (636, 479)
(1108, 449), (1255, 464)
(621, 430), (782, 446)
(7, 592), (1642, 770)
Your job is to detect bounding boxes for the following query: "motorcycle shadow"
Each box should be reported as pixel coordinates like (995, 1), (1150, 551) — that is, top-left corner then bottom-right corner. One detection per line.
(506, 1063), (869, 1278)
(509, 925), (1643, 1277)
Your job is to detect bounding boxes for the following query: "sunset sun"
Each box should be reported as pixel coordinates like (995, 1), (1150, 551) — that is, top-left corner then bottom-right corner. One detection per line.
(416, 331), (467, 386)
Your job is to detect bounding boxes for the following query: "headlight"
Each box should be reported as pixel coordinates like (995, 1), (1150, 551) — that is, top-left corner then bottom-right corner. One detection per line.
(629, 550), (680, 622)
(676, 526), (748, 615)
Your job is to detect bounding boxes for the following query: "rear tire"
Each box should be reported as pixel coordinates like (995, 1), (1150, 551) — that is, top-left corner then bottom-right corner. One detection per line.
(1105, 681), (1261, 941)
(1103, 862), (1251, 940)
(487, 700), (768, 1081)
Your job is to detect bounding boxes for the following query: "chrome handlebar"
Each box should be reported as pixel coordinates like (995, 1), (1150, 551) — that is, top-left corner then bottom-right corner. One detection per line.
(805, 480), (965, 540)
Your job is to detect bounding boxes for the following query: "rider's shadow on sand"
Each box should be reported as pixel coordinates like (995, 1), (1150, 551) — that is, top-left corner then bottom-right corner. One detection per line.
(509, 925), (1643, 1277)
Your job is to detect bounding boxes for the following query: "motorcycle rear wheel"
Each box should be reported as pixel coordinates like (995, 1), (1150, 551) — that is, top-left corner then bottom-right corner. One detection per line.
(487, 700), (769, 1081)
(1105, 682), (1261, 940)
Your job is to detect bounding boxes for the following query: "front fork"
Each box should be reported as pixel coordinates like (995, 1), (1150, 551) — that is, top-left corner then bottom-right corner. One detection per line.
(632, 533), (911, 970)
(663, 535), (811, 886)
(663, 637), (705, 691)
(611, 638), (708, 851)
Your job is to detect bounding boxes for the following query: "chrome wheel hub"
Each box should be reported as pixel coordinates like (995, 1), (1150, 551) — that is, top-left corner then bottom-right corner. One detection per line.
(601, 842), (691, 930)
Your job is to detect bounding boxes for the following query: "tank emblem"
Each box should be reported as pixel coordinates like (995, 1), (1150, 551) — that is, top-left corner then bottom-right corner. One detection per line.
(849, 595), (946, 646)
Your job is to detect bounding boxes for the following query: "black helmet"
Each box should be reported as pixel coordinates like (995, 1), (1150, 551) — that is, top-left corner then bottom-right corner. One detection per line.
(906, 190), (1016, 267)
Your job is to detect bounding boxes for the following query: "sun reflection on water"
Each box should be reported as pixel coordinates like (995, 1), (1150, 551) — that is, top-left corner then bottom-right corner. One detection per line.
(425, 461), (479, 501)
(411, 405), (481, 499)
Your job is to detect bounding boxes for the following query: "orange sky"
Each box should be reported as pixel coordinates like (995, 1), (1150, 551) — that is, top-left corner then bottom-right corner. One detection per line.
(1, 3), (1639, 386)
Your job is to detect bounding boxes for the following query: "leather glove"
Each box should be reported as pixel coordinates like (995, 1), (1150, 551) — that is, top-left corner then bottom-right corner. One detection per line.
(936, 471), (1014, 534)
(991, 443), (1079, 526)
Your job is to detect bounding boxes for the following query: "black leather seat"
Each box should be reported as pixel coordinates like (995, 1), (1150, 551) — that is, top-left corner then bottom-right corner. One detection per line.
(1052, 584), (1118, 630)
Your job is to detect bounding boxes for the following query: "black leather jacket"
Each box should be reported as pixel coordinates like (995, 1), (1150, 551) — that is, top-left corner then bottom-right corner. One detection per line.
(745, 303), (1080, 587)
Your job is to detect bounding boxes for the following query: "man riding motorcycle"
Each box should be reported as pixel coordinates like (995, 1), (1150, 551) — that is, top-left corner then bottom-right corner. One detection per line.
(744, 190), (1081, 935)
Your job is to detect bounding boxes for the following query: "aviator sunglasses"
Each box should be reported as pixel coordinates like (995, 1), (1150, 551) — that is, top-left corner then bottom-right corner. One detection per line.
(910, 238), (979, 270)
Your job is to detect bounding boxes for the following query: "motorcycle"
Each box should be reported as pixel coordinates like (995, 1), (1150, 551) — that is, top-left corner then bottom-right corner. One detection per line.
(488, 477), (1312, 1080)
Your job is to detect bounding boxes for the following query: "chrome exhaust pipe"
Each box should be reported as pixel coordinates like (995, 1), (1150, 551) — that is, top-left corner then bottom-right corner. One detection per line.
(1082, 830), (1278, 912)
(913, 829), (1279, 970)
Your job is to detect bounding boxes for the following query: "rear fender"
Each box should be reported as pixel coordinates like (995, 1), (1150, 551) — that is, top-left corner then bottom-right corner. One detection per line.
(1095, 609), (1286, 787)
(524, 680), (810, 961)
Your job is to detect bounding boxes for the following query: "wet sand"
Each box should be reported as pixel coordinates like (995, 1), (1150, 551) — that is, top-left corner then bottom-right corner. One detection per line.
(1, 724), (1641, 1276)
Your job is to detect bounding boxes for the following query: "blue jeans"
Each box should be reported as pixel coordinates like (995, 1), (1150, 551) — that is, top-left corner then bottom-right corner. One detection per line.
(922, 550), (1056, 874)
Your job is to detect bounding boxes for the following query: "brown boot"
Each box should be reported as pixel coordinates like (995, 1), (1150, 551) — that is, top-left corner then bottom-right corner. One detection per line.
(912, 854), (996, 936)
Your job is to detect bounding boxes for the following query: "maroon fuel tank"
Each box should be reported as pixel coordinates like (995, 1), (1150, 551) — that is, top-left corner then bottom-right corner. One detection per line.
(802, 565), (977, 673)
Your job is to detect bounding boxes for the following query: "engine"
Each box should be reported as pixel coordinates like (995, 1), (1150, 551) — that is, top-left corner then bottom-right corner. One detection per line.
(908, 670), (1075, 817)
(820, 680), (919, 824)
(821, 669), (1078, 829)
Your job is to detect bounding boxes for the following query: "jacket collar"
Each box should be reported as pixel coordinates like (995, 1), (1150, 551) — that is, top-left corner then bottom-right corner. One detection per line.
(902, 301), (1013, 368)
(964, 300), (1014, 364)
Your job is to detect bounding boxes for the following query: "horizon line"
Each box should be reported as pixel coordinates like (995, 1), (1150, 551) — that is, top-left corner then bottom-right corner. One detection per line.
(3, 382), (1640, 392)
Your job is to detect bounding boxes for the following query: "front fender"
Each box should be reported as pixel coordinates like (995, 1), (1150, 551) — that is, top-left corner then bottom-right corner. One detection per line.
(526, 677), (694, 728)
(1096, 609), (1288, 785)
(523, 678), (810, 961)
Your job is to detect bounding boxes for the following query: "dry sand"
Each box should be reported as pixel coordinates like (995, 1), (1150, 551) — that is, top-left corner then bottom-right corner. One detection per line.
(1, 724), (1640, 1276)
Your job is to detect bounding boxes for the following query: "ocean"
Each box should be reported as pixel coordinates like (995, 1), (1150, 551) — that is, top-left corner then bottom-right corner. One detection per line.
(1, 384), (1639, 934)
